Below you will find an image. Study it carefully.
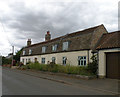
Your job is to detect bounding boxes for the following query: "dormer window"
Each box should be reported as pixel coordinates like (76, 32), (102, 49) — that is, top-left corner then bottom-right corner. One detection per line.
(23, 51), (25, 55)
(42, 46), (46, 53)
(63, 41), (69, 51)
(52, 44), (58, 52)
(29, 49), (32, 55)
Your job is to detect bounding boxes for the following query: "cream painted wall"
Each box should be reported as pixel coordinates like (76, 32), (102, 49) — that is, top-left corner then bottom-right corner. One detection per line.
(20, 50), (93, 66)
(98, 48), (120, 77)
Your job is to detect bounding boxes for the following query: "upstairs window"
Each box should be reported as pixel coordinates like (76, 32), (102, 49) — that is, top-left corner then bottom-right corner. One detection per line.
(78, 56), (86, 66)
(63, 57), (67, 65)
(52, 57), (56, 63)
(42, 46), (46, 53)
(52, 44), (58, 52)
(41, 58), (45, 64)
(23, 51), (25, 55)
(63, 42), (69, 51)
(29, 49), (32, 55)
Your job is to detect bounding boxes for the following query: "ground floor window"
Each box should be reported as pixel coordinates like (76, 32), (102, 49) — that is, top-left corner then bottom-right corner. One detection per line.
(52, 57), (56, 63)
(63, 57), (67, 65)
(22, 59), (24, 63)
(78, 56), (86, 66)
(41, 58), (45, 64)
(26, 59), (27, 63)
(34, 58), (38, 63)
(28, 58), (31, 62)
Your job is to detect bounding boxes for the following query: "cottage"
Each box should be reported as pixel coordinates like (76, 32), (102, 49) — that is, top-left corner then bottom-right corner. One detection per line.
(20, 24), (107, 67)
(20, 24), (120, 79)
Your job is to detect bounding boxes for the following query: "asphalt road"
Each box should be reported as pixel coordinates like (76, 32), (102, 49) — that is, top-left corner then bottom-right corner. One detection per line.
(2, 68), (116, 95)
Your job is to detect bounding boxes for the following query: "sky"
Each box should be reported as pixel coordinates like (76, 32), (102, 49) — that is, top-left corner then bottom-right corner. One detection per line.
(0, 0), (119, 56)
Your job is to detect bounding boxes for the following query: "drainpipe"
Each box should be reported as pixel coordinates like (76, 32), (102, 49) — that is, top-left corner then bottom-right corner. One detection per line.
(97, 50), (99, 78)
(87, 50), (89, 64)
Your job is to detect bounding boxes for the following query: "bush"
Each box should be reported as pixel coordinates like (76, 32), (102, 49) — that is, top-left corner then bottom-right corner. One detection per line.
(22, 62), (93, 76)
(87, 54), (98, 75)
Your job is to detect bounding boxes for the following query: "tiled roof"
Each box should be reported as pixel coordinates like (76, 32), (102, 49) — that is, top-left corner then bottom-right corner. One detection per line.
(21, 24), (108, 56)
(25, 24), (104, 48)
(96, 31), (120, 50)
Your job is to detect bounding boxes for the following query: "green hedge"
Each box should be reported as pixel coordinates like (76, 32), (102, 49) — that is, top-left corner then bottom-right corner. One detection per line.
(22, 63), (94, 76)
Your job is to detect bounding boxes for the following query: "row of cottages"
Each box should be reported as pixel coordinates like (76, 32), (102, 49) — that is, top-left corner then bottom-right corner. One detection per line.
(20, 24), (120, 79)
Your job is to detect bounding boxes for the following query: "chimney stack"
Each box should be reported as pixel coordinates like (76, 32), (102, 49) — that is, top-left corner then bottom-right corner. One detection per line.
(45, 31), (51, 41)
(27, 39), (31, 46)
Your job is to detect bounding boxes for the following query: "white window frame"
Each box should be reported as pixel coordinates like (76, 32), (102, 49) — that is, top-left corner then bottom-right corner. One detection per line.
(52, 44), (57, 52)
(42, 46), (46, 53)
(22, 59), (24, 63)
(63, 57), (67, 65)
(78, 56), (86, 66)
(52, 57), (56, 63)
(23, 51), (25, 55)
(29, 49), (32, 55)
(28, 58), (31, 62)
(26, 59), (28, 63)
(63, 42), (69, 51)
(41, 58), (45, 64)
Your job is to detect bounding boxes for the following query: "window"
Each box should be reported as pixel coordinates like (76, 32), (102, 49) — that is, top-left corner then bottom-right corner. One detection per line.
(22, 59), (24, 63)
(52, 57), (56, 63)
(63, 57), (67, 65)
(34, 58), (38, 63)
(63, 42), (69, 51)
(26, 59), (27, 63)
(52, 44), (58, 52)
(29, 49), (32, 55)
(28, 58), (31, 62)
(78, 56), (86, 66)
(23, 51), (25, 55)
(42, 46), (46, 53)
(41, 58), (45, 64)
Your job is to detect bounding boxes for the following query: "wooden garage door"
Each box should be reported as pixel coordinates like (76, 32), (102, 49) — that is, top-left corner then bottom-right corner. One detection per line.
(106, 52), (120, 79)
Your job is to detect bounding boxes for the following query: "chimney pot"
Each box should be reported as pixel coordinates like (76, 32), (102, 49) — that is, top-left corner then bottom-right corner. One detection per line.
(27, 39), (31, 46)
(47, 31), (50, 34)
(45, 31), (51, 41)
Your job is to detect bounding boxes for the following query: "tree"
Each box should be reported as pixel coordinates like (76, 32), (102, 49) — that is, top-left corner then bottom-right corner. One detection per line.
(2, 56), (11, 65)
(13, 48), (23, 62)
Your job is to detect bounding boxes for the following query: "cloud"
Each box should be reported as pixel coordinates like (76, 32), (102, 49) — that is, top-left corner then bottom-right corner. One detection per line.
(0, 0), (119, 56)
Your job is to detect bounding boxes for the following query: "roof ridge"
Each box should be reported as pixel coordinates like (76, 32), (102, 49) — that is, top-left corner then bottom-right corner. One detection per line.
(97, 32), (116, 49)
(26, 24), (103, 48)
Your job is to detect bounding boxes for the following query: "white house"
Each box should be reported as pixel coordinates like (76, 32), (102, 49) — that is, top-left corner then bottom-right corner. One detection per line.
(20, 24), (120, 79)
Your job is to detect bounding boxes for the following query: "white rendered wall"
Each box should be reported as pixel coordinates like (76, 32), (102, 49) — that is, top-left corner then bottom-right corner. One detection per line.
(20, 50), (93, 66)
(98, 48), (120, 77)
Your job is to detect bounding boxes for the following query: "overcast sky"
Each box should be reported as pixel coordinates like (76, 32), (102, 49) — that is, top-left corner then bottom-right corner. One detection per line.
(0, 0), (119, 56)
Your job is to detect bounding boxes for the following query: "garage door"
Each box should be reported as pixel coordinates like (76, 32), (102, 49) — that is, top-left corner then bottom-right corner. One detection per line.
(106, 52), (120, 79)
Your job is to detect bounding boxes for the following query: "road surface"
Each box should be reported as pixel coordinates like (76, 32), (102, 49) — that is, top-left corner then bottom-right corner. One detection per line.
(2, 68), (117, 95)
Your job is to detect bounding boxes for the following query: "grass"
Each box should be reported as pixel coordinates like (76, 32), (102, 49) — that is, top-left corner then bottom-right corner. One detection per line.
(21, 62), (94, 76)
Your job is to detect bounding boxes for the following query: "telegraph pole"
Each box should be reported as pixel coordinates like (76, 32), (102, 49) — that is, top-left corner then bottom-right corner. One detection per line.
(11, 46), (14, 66)
(0, 54), (2, 66)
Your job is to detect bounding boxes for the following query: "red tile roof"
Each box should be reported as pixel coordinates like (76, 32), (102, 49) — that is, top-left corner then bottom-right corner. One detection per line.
(96, 31), (120, 49)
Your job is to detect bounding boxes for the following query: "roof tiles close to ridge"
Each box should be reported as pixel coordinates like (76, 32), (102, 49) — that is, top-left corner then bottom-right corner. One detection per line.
(21, 24), (108, 56)
(25, 24), (103, 48)
(96, 31), (120, 50)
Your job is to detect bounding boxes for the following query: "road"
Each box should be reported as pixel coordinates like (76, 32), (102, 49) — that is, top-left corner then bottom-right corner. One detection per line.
(2, 68), (117, 95)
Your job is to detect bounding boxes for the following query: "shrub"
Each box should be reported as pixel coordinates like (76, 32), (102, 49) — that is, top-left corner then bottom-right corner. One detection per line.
(22, 62), (94, 76)
(87, 54), (98, 75)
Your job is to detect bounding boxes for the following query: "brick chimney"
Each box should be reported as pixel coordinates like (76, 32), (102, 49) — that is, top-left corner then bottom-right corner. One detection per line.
(45, 31), (51, 41)
(27, 39), (31, 46)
